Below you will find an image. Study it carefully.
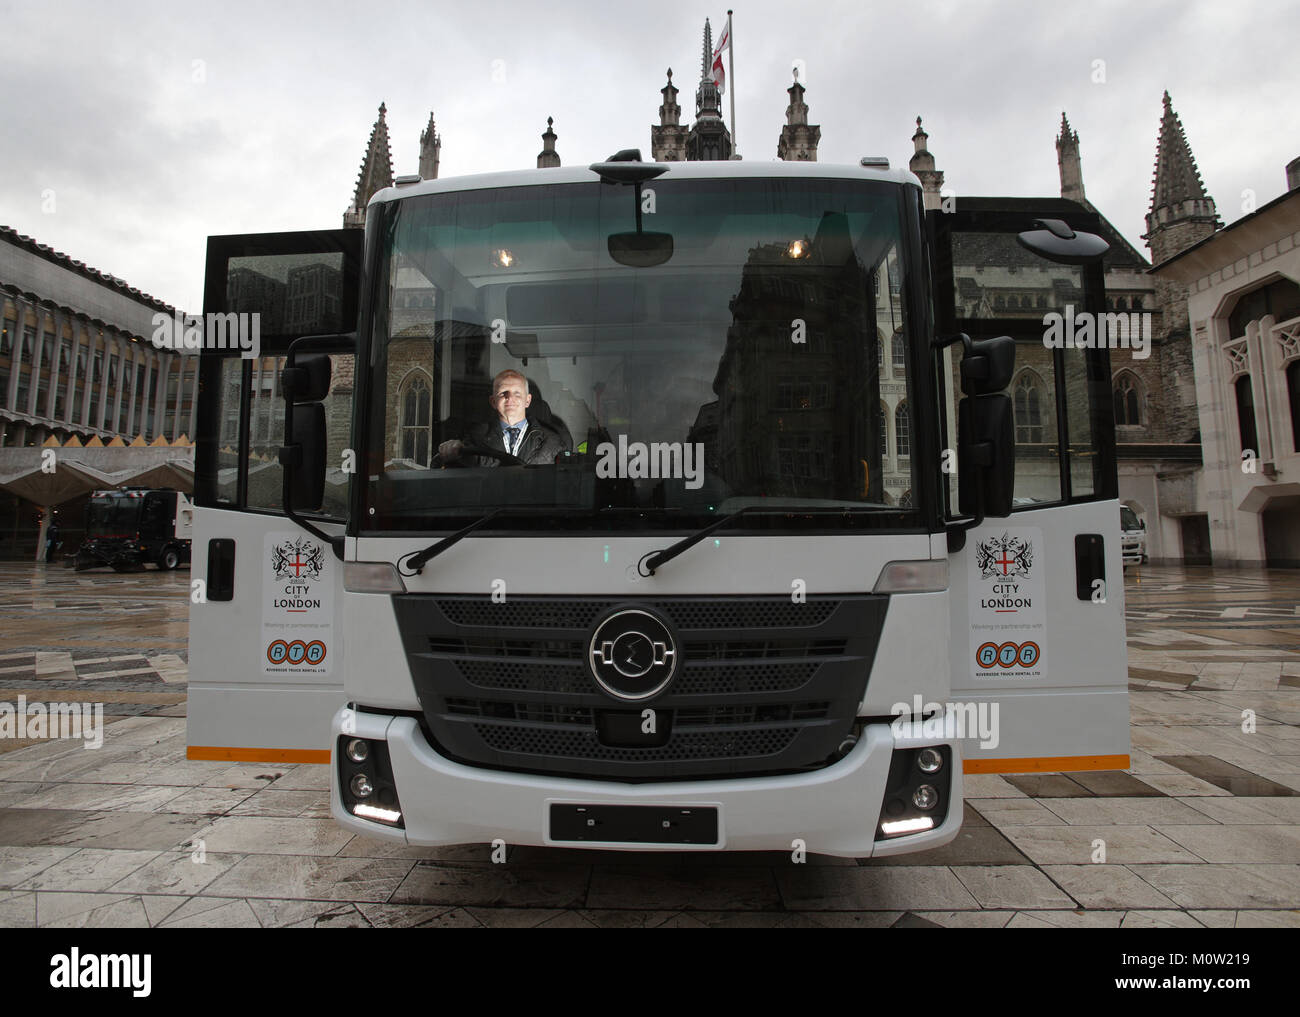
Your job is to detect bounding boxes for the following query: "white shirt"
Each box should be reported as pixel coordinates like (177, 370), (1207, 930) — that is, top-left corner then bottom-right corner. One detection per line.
(500, 418), (529, 454)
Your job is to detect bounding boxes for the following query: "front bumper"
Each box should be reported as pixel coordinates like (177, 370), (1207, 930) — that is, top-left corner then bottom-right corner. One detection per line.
(330, 707), (963, 858)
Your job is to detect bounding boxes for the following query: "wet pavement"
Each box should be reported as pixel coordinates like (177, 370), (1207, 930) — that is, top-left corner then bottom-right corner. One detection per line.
(1, 561), (1298, 928)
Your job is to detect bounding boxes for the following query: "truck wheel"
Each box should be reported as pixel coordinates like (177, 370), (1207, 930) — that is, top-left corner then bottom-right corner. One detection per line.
(160, 547), (181, 571)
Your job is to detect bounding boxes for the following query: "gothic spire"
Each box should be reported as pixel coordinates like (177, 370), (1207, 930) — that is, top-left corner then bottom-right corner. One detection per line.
(344, 103), (394, 228)
(1150, 91), (1211, 213)
(1056, 110), (1085, 203)
(785, 67), (807, 125)
(659, 68), (681, 126)
(419, 111), (441, 180)
(908, 116), (944, 211)
(1143, 91), (1219, 279)
(651, 68), (688, 160)
(694, 18), (722, 119)
(537, 116), (560, 168)
(777, 67), (819, 161)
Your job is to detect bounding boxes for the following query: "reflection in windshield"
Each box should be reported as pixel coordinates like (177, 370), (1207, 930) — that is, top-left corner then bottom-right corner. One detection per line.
(367, 178), (918, 530)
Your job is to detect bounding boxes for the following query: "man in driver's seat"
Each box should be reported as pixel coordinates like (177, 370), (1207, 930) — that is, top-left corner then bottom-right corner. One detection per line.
(438, 369), (567, 467)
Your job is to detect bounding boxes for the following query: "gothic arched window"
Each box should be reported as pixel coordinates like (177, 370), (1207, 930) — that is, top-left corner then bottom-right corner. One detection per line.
(1013, 371), (1045, 444)
(894, 400), (910, 458)
(1236, 375), (1259, 454)
(1114, 372), (1142, 426)
(1228, 278), (1300, 339)
(1288, 359), (1300, 453)
(399, 372), (432, 465)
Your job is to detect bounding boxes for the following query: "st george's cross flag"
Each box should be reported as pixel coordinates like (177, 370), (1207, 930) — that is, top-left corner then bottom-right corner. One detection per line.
(711, 22), (731, 93)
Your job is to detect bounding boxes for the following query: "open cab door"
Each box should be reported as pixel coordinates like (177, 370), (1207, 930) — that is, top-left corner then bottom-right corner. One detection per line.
(930, 200), (1131, 775)
(186, 230), (362, 763)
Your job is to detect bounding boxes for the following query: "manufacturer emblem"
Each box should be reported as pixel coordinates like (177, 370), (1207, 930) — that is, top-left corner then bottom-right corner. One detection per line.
(588, 608), (679, 701)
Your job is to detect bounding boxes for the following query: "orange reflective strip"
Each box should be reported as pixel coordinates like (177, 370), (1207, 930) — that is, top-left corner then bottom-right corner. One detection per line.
(187, 745), (331, 764)
(964, 754), (1131, 775)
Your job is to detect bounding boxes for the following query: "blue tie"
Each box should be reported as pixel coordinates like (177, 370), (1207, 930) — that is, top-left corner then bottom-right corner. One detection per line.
(506, 426), (520, 454)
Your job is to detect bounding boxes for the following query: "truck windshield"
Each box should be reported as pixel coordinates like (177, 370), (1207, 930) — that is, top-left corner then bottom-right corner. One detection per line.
(363, 177), (921, 532)
(1120, 507), (1140, 530)
(86, 495), (140, 537)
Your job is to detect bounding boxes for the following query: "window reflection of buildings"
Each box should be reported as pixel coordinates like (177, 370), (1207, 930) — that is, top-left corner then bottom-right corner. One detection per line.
(707, 226), (879, 503)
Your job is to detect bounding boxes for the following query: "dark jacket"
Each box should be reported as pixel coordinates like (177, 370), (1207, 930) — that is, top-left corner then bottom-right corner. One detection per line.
(462, 418), (567, 466)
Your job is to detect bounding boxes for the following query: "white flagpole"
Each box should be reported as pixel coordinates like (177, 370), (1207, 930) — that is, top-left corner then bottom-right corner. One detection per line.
(727, 10), (737, 155)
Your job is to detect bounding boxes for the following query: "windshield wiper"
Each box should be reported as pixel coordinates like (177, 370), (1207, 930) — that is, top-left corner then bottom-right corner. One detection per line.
(638, 506), (778, 576)
(638, 505), (888, 576)
(401, 508), (546, 574)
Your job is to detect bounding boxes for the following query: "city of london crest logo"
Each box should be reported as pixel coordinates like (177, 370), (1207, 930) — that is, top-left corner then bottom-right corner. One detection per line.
(976, 533), (1033, 581)
(271, 537), (325, 582)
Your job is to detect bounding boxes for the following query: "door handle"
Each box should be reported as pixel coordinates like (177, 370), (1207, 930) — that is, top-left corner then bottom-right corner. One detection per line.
(1074, 533), (1104, 601)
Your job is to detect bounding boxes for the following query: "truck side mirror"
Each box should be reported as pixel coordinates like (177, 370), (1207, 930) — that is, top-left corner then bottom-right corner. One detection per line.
(278, 352), (334, 516)
(958, 394), (1014, 518)
(280, 354), (332, 402)
(280, 403), (326, 512)
(943, 333), (1016, 528)
(960, 336), (1016, 395)
(1016, 219), (1110, 265)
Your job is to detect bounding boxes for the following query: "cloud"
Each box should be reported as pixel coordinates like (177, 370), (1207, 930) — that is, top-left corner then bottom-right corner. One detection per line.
(1, 0), (1296, 309)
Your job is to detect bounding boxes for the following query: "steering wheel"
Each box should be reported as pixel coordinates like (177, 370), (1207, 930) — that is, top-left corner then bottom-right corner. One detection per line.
(432, 444), (523, 468)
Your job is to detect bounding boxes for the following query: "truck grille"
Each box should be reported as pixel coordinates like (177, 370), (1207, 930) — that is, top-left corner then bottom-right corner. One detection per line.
(392, 595), (887, 782)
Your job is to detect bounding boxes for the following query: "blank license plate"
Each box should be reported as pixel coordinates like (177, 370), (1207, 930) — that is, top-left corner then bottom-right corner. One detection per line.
(549, 804), (719, 845)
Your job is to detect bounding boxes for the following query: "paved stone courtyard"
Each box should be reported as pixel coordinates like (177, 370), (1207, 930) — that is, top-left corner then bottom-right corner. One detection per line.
(0, 561), (1297, 928)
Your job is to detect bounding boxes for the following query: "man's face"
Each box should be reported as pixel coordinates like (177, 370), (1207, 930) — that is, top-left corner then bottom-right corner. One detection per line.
(491, 376), (531, 426)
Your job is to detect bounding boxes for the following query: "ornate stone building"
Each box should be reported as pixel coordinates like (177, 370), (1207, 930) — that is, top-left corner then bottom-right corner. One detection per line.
(1152, 165), (1300, 567)
(652, 19), (821, 164)
(909, 97), (1224, 561)
(1125, 94), (1222, 561)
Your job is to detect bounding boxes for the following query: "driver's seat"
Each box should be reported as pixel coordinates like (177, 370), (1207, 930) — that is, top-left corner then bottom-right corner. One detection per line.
(526, 379), (573, 452)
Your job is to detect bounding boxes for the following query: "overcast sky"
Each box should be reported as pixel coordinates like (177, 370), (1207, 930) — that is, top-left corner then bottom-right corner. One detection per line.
(2, 0), (1296, 312)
